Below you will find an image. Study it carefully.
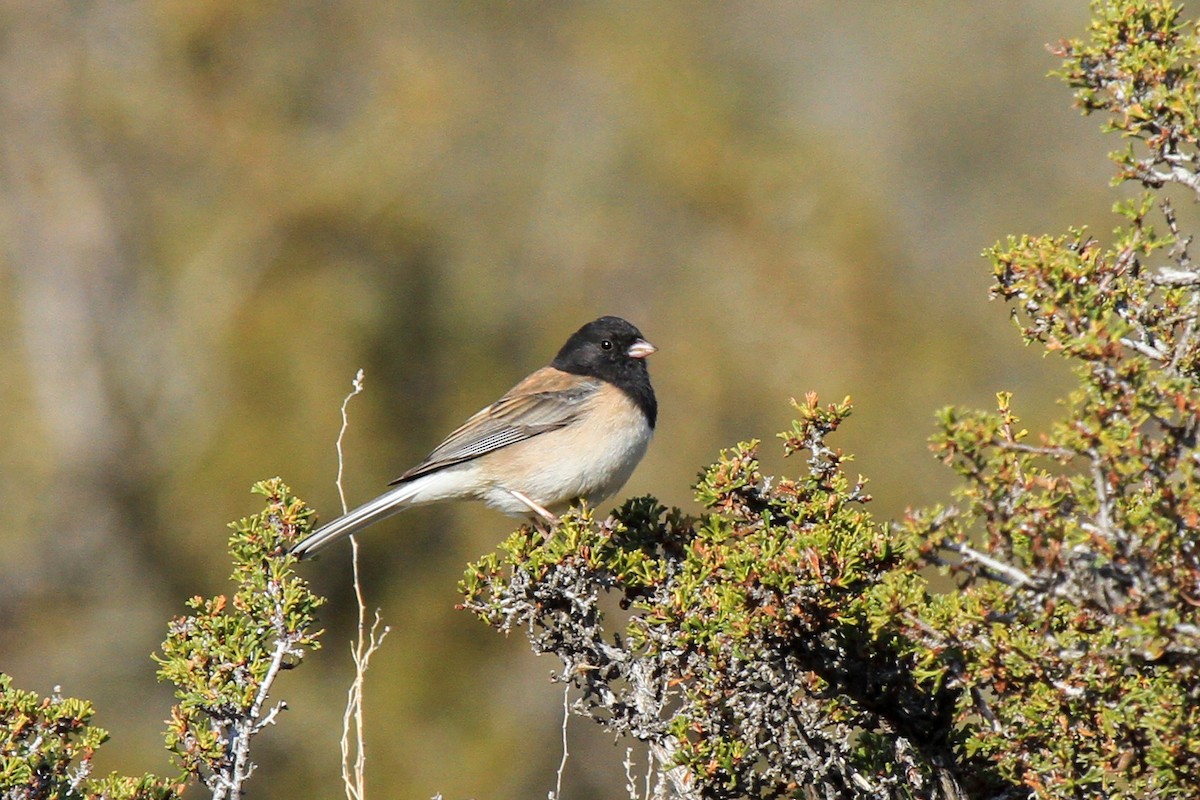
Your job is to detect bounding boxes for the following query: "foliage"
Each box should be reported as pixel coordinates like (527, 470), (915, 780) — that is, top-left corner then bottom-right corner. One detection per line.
(898, 3), (1200, 795)
(0, 3), (1106, 797)
(462, 398), (1009, 799)
(0, 480), (322, 800)
(5, 3), (1200, 798)
(0, 675), (180, 800)
(154, 479), (323, 799)
(1053, 0), (1200, 196)
(462, 2), (1200, 798)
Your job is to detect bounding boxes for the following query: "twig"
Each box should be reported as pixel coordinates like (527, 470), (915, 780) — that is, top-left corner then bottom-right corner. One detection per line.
(991, 439), (1076, 459)
(939, 540), (1038, 589)
(1088, 449), (1115, 541)
(551, 680), (571, 799)
(643, 745), (653, 800)
(335, 370), (365, 513)
(342, 603), (389, 800)
(1152, 269), (1200, 286)
(622, 747), (639, 800)
(254, 701), (288, 733)
(1119, 336), (1169, 362)
(334, 370), (391, 800)
(216, 635), (293, 800)
(648, 737), (698, 799)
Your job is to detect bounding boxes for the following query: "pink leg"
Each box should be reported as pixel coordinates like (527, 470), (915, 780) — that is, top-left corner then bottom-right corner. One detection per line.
(508, 489), (559, 524)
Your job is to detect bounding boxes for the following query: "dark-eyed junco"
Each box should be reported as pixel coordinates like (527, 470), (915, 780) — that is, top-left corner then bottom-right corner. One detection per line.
(291, 316), (657, 558)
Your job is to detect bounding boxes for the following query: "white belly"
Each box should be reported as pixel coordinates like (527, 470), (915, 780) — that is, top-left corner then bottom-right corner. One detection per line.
(476, 384), (653, 517)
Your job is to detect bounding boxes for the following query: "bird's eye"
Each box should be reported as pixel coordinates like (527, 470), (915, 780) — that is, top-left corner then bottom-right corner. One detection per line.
(600, 339), (613, 350)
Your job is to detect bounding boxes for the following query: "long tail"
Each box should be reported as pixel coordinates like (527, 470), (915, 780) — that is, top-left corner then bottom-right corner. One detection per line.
(291, 481), (425, 559)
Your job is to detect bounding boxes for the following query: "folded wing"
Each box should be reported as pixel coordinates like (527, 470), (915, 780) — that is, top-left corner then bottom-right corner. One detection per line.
(390, 368), (602, 484)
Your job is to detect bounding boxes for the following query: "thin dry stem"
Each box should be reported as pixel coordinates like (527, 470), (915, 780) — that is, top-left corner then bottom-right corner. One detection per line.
(335, 369), (365, 513)
(334, 369), (391, 800)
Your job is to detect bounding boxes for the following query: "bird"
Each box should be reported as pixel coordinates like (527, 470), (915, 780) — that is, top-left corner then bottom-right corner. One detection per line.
(291, 316), (657, 559)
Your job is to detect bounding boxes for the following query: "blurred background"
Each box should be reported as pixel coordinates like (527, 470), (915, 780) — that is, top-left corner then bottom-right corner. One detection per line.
(0, 1), (1120, 797)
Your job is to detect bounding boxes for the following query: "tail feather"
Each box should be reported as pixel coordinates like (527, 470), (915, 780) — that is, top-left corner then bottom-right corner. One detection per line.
(291, 481), (423, 559)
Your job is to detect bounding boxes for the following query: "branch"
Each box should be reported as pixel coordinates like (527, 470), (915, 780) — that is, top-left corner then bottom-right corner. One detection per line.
(220, 635), (294, 799)
(157, 480), (323, 800)
(1119, 336), (1170, 362)
(937, 539), (1039, 589)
